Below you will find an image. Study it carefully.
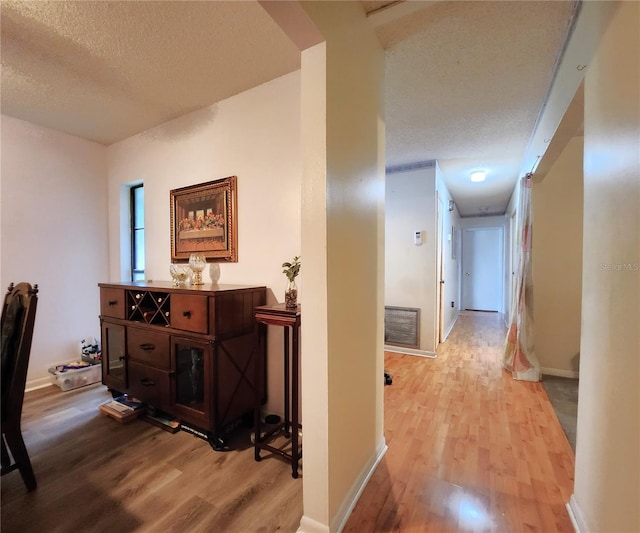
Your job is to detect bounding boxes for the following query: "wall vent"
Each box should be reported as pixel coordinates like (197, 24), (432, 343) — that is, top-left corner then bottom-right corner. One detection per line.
(384, 306), (420, 348)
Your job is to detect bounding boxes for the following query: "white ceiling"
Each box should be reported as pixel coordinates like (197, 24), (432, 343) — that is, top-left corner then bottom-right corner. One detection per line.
(1, 1), (577, 217)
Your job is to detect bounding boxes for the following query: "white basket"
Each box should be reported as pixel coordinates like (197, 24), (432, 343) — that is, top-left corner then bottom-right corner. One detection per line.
(49, 364), (102, 392)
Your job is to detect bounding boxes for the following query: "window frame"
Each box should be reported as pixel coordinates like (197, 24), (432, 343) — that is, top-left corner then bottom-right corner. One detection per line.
(130, 184), (145, 282)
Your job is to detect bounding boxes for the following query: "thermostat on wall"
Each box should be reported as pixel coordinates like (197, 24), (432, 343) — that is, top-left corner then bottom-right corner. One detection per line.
(414, 230), (423, 245)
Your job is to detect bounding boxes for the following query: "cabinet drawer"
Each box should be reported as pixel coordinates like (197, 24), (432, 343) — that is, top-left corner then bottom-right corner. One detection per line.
(171, 294), (208, 334)
(100, 288), (125, 319)
(127, 361), (171, 409)
(127, 327), (170, 369)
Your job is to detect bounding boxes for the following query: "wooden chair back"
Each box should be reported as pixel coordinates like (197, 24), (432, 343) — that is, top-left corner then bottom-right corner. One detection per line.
(1, 282), (39, 491)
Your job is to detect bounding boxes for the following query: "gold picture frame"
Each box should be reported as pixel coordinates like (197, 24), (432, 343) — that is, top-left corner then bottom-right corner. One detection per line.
(170, 176), (238, 263)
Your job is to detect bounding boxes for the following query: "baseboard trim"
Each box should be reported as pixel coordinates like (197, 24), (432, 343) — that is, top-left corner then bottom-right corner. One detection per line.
(442, 313), (459, 342)
(297, 516), (330, 533)
(333, 441), (388, 533)
(384, 346), (436, 358)
(567, 494), (588, 532)
(25, 377), (53, 392)
(296, 442), (388, 533)
(541, 367), (580, 379)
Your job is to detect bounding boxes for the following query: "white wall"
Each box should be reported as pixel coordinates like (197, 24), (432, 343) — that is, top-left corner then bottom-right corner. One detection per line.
(299, 3), (385, 531)
(106, 71), (302, 417)
(573, 2), (639, 531)
(1, 115), (108, 387)
(435, 163), (461, 341)
(532, 136), (583, 377)
(460, 215), (507, 316)
(385, 165), (437, 354)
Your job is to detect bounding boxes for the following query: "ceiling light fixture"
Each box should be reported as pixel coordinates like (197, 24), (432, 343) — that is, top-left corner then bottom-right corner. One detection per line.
(470, 171), (486, 182)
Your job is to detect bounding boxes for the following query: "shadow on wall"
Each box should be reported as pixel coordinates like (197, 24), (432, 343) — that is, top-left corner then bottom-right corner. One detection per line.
(141, 105), (218, 143)
(571, 352), (580, 374)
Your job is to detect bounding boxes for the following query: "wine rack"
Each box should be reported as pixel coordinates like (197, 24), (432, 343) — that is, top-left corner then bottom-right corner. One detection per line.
(127, 290), (171, 326)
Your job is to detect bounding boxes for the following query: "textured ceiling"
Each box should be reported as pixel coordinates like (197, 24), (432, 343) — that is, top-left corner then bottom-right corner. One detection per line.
(0, 1), (300, 145)
(1, 1), (577, 216)
(379, 0), (577, 215)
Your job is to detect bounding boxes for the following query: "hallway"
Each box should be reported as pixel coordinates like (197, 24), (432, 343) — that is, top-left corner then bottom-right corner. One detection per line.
(344, 311), (575, 532)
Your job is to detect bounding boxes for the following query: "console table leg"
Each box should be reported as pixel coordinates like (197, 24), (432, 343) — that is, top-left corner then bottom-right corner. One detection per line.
(283, 326), (290, 438)
(291, 322), (300, 478)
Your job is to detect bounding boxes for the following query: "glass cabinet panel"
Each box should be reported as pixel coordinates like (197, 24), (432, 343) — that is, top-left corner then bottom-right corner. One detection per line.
(102, 322), (126, 389)
(173, 338), (210, 423)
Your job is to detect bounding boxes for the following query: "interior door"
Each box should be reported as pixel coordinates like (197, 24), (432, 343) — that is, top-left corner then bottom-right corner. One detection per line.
(437, 195), (445, 344)
(462, 227), (502, 311)
(509, 210), (518, 318)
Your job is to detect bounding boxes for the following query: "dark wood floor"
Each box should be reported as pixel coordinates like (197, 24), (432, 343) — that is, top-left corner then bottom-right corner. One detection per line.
(2, 311), (574, 532)
(1, 384), (303, 533)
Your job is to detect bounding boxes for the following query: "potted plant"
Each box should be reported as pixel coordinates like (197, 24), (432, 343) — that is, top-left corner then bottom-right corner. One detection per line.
(282, 256), (301, 308)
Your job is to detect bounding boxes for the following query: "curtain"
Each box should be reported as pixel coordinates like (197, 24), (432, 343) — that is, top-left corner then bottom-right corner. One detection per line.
(503, 174), (540, 381)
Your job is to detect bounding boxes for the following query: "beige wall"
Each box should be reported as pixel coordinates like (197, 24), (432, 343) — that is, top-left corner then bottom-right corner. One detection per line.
(385, 166), (437, 353)
(532, 136), (583, 377)
(106, 72), (302, 418)
(299, 3), (385, 532)
(299, 41), (331, 532)
(574, 2), (639, 532)
(1, 115), (108, 386)
(384, 162), (461, 354)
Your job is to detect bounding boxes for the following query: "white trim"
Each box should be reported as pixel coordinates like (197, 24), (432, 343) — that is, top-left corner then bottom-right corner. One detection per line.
(442, 313), (459, 342)
(567, 494), (588, 532)
(296, 442), (388, 533)
(333, 441), (388, 532)
(384, 346), (436, 358)
(541, 367), (580, 379)
(25, 378), (53, 392)
(297, 516), (330, 533)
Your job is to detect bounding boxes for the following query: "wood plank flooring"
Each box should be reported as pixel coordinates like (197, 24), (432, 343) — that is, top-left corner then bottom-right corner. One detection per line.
(1, 384), (303, 533)
(344, 311), (575, 533)
(2, 311), (575, 532)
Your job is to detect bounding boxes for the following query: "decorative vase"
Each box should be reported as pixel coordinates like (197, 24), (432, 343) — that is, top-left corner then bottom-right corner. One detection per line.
(285, 279), (298, 308)
(170, 264), (192, 286)
(189, 253), (206, 286)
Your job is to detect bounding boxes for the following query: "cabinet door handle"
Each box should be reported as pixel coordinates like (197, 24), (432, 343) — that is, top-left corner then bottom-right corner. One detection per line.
(139, 343), (155, 351)
(108, 300), (118, 306)
(183, 310), (191, 318)
(118, 355), (126, 362)
(140, 378), (155, 386)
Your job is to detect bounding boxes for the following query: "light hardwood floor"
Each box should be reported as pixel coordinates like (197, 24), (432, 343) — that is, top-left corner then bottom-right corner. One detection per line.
(2, 311), (574, 532)
(344, 311), (575, 532)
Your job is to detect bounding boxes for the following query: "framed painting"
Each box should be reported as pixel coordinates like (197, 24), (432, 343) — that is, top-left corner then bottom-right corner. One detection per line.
(170, 176), (238, 263)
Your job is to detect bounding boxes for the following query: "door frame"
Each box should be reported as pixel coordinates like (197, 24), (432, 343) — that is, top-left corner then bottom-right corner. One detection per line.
(461, 225), (504, 313)
(436, 194), (445, 344)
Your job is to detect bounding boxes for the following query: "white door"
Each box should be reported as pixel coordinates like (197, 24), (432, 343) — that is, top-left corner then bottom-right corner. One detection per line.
(462, 227), (502, 311)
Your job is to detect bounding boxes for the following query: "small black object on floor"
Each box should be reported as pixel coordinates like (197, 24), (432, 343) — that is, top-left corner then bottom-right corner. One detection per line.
(384, 372), (392, 385)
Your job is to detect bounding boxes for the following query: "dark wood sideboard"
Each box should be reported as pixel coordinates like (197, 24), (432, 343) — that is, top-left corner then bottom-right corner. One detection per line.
(99, 281), (266, 449)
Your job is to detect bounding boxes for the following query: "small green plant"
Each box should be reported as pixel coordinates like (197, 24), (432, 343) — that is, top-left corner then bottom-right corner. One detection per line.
(282, 256), (301, 281)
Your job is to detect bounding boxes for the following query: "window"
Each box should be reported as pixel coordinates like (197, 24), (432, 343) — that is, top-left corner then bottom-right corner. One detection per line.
(131, 184), (145, 282)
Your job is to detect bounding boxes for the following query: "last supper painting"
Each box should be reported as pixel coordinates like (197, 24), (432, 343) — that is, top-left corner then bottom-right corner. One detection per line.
(170, 176), (237, 263)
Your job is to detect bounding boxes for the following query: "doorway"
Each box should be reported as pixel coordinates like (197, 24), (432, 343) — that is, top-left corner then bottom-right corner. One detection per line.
(461, 227), (503, 312)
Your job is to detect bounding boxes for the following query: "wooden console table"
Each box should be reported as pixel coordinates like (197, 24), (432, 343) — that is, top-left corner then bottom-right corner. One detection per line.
(253, 303), (301, 478)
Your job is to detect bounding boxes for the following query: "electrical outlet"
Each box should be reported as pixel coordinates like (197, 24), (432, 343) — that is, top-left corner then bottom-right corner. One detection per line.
(451, 301), (455, 308)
